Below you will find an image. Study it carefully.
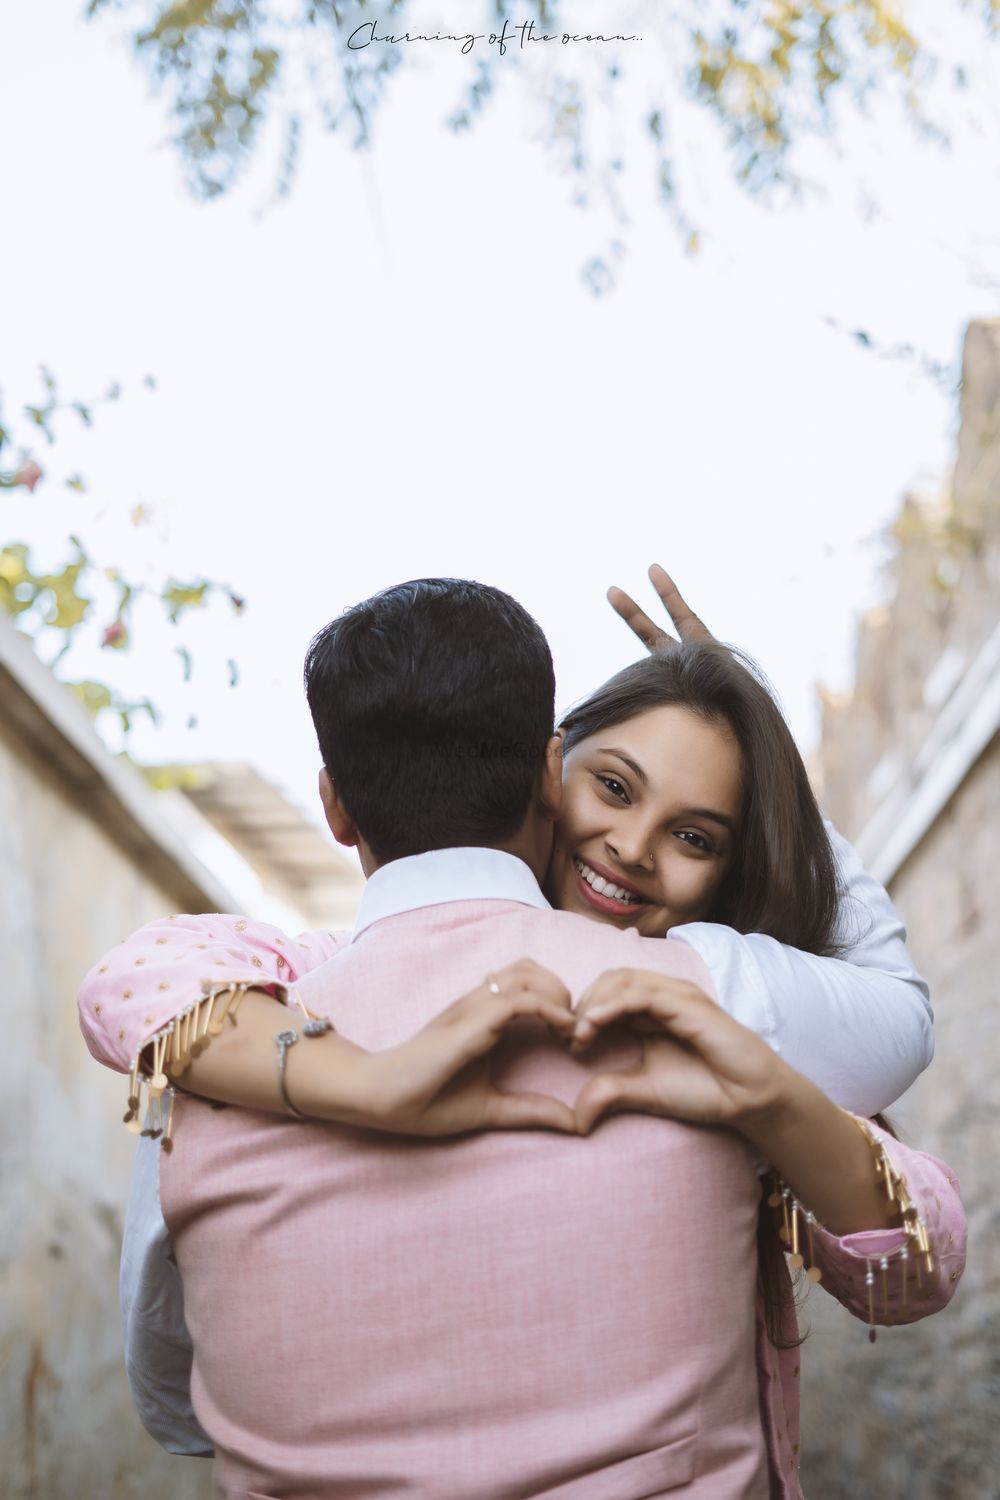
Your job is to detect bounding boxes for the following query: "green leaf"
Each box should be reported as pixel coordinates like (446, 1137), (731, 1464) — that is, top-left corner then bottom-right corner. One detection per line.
(44, 576), (93, 631)
(0, 545), (40, 618)
(162, 580), (210, 624)
(24, 406), (54, 443)
(68, 680), (114, 718)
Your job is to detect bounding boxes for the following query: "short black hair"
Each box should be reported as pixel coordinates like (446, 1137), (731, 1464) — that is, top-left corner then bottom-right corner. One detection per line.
(303, 578), (555, 864)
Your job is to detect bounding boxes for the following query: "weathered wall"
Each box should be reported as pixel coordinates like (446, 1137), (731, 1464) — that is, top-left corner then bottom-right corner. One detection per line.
(805, 318), (1000, 1499)
(0, 724), (212, 1500)
(820, 319), (1000, 841)
(799, 741), (999, 1500)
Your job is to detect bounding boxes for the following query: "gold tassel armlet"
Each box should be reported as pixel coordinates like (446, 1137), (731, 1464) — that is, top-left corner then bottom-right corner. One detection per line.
(123, 978), (307, 1153)
(766, 1112), (932, 1343)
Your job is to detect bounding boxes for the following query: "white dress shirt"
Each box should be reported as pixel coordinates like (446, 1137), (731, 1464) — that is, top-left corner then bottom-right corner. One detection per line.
(120, 828), (931, 1456)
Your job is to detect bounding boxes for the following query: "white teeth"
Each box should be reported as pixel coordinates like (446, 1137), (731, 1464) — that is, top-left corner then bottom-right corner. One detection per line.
(574, 858), (641, 906)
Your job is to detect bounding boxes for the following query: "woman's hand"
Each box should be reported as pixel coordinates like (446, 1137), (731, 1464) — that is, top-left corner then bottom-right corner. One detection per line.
(354, 958), (579, 1137)
(569, 969), (792, 1136)
(172, 961), (577, 1138)
(608, 564), (714, 653)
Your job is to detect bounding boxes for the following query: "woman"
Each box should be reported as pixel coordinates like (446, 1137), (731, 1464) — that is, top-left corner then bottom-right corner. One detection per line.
(550, 640), (829, 947)
(77, 569), (965, 1495)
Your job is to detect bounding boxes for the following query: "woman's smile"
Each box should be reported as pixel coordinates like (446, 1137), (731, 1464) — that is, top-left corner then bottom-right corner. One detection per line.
(572, 856), (652, 917)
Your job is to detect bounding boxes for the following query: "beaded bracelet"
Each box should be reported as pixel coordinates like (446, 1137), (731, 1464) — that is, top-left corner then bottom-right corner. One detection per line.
(766, 1112), (933, 1341)
(275, 1018), (335, 1118)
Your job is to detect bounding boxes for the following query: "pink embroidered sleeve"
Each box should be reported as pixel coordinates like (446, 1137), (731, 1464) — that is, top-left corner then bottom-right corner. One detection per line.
(77, 914), (347, 1075)
(807, 1120), (967, 1327)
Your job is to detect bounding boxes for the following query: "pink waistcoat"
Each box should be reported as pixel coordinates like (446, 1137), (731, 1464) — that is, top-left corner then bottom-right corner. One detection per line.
(161, 900), (771, 1499)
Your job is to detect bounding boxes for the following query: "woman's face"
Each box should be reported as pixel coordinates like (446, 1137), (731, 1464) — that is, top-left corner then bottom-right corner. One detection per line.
(546, 704), (743, 938)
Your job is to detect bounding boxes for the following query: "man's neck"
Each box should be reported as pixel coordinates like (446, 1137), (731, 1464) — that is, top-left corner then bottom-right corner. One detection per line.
(492, 833), (550, 889)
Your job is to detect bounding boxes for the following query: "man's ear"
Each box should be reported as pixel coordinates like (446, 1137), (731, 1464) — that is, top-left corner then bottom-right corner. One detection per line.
(318, 768), (360, 849)
(538, 730), (564, 823)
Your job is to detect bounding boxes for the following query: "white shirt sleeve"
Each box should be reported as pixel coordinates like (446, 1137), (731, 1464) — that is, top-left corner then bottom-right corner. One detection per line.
(120, 1140), (213, 1456)
(670, 822), (933, 1117)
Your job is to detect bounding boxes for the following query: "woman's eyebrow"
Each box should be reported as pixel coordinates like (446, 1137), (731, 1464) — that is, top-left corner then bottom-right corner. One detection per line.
(683, 807), (738, 834)
(598, 748), (648, 786)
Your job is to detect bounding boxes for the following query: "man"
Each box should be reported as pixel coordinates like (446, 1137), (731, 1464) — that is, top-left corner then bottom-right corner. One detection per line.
(79, 577), (936, 1497)
(165, 577), (777, 1496)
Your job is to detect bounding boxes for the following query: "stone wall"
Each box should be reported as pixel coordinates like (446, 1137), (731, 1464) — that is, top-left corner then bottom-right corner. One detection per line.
(799, 741), (999, 1500)
(0, 643), (216, 1498)
(805, 319), (1000, 1499)
(819, 320), (1000, 840)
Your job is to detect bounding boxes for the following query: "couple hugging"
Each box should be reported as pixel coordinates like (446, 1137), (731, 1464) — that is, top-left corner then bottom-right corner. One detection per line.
(79, 568), (966, 1499)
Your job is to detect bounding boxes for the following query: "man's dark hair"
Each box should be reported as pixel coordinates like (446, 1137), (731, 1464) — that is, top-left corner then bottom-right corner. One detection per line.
(303, 578), (555, 864)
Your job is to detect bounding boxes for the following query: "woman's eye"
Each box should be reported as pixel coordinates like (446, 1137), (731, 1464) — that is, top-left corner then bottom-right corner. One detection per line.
(596, 774), (630, 804)
(676, 831), (712, 854)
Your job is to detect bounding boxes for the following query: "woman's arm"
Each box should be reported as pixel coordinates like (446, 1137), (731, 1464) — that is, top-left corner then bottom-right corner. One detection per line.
(77, 912), (343, 1073)
(79, 873), (932, 1141)
(78, 921), (578, 1142)
(163, 962), (579, 1136)
(801, 1123), (965, 1327)
(747, 1094), (965, 1330)
(669, 823), (933, 1117)
(570, 969), (966, 1311)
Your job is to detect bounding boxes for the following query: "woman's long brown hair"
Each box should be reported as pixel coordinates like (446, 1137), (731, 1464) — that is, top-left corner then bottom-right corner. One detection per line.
(559, 642), (853, 1346)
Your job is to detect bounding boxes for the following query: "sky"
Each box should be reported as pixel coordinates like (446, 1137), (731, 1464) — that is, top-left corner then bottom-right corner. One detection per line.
(2, 0), (999, 832)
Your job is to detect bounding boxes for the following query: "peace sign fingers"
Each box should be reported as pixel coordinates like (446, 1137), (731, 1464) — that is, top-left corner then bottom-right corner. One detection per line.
(607, 565), (714, 654)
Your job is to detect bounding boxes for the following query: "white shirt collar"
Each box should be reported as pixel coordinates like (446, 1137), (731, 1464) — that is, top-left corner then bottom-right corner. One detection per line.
(352, 847), (551, 939)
